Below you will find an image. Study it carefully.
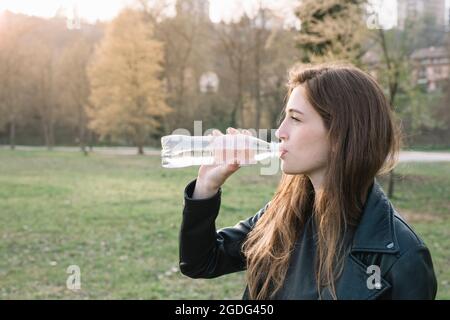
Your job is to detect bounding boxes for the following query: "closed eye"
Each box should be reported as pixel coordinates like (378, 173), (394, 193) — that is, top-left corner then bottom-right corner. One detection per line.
(290, 116), (301, 122)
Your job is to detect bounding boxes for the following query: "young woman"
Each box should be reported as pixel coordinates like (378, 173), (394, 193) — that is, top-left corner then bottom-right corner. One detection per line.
(179, 63), (437, 300)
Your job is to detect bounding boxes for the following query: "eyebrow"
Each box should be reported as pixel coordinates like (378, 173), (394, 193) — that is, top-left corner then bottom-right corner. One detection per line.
(285, 107), (304, 115)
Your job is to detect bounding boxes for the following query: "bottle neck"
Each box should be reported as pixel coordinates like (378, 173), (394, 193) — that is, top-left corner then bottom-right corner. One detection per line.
(270, 142), (280, 157)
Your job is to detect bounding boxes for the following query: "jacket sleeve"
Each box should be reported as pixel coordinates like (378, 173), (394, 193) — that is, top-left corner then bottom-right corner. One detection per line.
(387, 244), (437, 299)
(179, 178), (268, 279)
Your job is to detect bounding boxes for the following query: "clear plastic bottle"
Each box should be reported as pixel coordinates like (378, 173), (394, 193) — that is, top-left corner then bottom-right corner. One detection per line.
(161, 134), (280, 168)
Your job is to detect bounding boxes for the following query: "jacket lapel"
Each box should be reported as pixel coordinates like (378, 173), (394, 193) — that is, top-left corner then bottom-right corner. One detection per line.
(351, 180), (400, 254)
(325, 180), (399, 300)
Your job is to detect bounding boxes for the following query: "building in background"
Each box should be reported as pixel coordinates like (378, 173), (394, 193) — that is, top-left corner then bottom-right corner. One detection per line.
(362, 45), (450, 92)
(411, 46), (450, 91)
(397, 0), (446, 29)
(448, 5), (450, 29)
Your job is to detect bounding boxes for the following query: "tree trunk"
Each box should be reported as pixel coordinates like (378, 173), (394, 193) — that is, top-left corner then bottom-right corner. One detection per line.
(254, 43), (261, 130)
(253, 9), (265, 131)
(378, 28), (399, 199)
(41, 119), (54, 151)
(78, 106), (87, 156)
(177, 69), (186, 124)
(230, 106), (238, 128)
(229, 59), (243, 128)
(9, 116), (16, 150)
(388, 170), (395, 199)
(237, 59), (244, 127)
(137, 144), (144, 155)
(42, 122), (50, 150)
(88, 130), (94, 152)
(136, 130), (146, 155)
(79, 126), (87, 156)
(48, 120), (54, 150)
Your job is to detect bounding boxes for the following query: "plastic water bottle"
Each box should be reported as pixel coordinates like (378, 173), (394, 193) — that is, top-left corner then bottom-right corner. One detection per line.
(161, 134), (281, 168)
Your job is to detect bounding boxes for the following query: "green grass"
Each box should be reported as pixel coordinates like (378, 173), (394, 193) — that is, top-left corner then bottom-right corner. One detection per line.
(0, 149), (449, 299)
(406, 145), (450, 152)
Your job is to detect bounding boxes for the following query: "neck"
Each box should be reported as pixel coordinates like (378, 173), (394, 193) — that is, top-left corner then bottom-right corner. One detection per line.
(307, 170), (326, 201)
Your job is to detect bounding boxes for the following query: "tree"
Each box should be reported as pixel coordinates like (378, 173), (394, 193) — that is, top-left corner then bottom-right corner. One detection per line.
(214, 17), (254, 128)
(0, 12), (33, 149)
(214, 5), (287, 130)
(366, 14), (440, 198)
(27, 39), (60, 150)
(58, 35), (94, 155)
(249, 4), (301, 131)
(263, 27), (300, 129)
(249, 3), (273, 131)
(23, 16), (73, 150)
(139, 0), (215, 134)
(88, 9), (171, 155)
(295, 0), (368, 64)
(137, 0), (300, 134)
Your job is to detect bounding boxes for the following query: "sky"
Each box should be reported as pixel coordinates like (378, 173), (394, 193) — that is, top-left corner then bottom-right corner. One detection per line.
(0, 0), (449, 27)
(0, 0), (135, 22)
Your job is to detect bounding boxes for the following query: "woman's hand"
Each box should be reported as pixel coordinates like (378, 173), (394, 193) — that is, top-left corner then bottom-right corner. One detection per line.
(192, 127), (252, 199)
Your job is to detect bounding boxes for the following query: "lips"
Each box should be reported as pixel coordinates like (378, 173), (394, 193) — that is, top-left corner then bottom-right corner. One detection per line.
(279, 148), (288, 158)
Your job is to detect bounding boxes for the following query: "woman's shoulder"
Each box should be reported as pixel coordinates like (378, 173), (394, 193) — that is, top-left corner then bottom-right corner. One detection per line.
(382, 208), (437, 299)
(391, 209), (429, 255)
(361, 180), (430, 255)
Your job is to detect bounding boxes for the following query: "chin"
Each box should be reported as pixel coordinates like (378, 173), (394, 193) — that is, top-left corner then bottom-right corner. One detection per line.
(281, 163), (305, 175)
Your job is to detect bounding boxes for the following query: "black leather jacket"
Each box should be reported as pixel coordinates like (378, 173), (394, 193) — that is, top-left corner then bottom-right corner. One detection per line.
(179, 178), (437, 300)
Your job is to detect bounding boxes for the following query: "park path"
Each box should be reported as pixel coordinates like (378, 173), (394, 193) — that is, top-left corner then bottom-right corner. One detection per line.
(1, 145), (450, 162)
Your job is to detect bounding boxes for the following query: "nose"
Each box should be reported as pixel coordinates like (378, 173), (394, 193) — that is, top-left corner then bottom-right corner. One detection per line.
(275, 124), (287, 141)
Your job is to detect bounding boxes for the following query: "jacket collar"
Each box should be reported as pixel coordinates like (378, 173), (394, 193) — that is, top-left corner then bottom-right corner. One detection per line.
(350, 179), (399, 254)
(325, 180), (398, 300)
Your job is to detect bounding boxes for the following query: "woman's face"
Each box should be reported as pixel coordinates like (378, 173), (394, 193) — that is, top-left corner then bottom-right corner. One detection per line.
(275, 85), (330, 178)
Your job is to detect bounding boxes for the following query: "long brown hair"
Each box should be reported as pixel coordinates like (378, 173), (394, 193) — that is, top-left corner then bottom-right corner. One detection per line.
(242, 63), (402, 300)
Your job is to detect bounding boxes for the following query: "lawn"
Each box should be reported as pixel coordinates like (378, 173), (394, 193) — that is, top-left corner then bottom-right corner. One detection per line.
(0, 149), (448, 299)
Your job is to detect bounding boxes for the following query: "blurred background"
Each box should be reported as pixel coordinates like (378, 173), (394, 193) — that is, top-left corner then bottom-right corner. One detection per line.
(0, 0), (449, 299)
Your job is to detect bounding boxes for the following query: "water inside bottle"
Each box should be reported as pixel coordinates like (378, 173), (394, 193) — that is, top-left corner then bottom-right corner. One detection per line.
(161, 134), (279, 168)
(161, 149), (215, 168)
